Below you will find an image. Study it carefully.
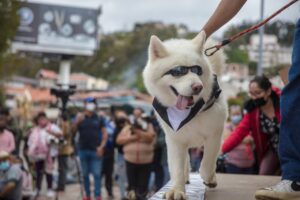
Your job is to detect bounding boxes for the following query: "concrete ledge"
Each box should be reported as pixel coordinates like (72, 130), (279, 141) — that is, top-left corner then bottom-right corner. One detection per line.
(150, 174), (205, 200)
(150, 173), (281, 200)
(206, 174), (280, 200)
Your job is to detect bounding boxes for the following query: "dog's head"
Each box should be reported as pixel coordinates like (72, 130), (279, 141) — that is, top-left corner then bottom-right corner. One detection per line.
(143, 31), (214, 110)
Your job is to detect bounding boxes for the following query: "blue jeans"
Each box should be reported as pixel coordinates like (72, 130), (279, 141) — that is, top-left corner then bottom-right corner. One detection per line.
(115, 153), (127, 198)
(79, 150), (103, 197)
(279, 18), (300, 182)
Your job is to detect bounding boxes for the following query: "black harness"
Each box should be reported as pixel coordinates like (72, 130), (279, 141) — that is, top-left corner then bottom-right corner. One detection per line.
(152, 74), (222, 131)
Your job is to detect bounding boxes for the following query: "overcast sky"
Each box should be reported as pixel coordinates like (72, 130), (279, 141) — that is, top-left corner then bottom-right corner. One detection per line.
(29, 0), (300, 37)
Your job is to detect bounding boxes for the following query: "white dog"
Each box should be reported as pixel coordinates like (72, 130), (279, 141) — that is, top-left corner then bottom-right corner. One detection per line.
(143, 31), (227, 200)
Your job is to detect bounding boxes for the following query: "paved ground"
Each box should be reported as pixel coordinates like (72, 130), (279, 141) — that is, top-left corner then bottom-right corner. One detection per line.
(206, 174), (280, 200)
(36, 184), (121, 200)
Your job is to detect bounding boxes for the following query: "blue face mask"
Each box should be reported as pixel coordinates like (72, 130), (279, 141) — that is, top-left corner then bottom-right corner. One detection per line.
(231, 115), (242, 125)
(0, 161), (10, 171)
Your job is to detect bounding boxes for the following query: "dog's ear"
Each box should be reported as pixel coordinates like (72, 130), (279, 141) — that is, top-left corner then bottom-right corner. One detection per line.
(149, 35), (168, 61)
(192, 31), (206, 53)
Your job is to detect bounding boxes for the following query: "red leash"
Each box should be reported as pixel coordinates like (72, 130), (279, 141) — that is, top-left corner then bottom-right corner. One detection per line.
(205, 0), (299, 56)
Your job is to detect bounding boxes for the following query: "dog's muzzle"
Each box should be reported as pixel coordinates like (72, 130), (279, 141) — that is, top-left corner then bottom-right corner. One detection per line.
(170, 86), (179, 96)
(170, 86), (196, 109)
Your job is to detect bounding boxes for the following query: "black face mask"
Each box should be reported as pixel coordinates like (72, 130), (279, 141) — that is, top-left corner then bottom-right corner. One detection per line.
(253, 97), (267, 107)
(116, 117), (127, 126)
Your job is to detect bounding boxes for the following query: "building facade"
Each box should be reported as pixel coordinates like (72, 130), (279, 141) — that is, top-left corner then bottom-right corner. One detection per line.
(243, 34), (292, 68)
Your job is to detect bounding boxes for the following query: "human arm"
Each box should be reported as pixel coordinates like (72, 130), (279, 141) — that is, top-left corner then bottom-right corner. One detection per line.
(47, 124), (63, 138)
(223, 123), (253, 145)
(242, 134), (253, 144)
(221, 112), (252, 154)
(116, 125), (139, 145)
(0, 166), (22, 198)
(0, 182), (16, 197)
(71, 113), (84, 134)
(202, 0), (247, 38)
(96, 126), (108, 157)
(134, 123), (155, 143)
(7, 132), (15, 154)
(26, 132), (32, 147)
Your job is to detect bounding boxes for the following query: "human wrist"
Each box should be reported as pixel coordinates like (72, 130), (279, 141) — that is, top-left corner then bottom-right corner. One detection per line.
(202, 26), (212, 39)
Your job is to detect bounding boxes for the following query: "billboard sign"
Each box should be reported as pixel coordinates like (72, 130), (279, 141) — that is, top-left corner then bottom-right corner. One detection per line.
(12, 2), (100, 56)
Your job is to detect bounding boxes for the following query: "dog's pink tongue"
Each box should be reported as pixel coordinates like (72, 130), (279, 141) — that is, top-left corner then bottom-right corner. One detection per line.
(176, 95), (190, 110)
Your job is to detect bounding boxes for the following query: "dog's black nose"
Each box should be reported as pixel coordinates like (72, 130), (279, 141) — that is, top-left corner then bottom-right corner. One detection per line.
(192, 83), (203, 95)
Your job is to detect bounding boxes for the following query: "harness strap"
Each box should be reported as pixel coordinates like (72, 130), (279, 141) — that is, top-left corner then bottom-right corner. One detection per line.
(152, 74), (222, 131)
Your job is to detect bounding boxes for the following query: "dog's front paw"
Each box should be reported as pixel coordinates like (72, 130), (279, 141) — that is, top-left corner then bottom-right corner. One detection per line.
(202, 173), (217, 188)
(163, 189), (187, 200)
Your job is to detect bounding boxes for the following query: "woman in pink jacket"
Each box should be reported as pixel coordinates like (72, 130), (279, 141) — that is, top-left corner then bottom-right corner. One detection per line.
(0, 110), (15, 154)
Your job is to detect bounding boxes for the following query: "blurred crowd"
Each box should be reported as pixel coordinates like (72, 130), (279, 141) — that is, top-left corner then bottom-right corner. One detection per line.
(0, 98), (169, 200)
(0, 74), (282, 200)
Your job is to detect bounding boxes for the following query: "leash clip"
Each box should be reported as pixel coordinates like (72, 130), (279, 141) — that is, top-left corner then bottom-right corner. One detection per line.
(204, 46), (219, 56)
(204, 39), (231, 56)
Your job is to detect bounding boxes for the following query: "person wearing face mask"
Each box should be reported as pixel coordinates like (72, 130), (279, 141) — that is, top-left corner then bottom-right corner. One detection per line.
(116, 108), (156, 200)
(0, 151), (23, 200)
(202, 1), (300, 198)
(222, 75), (281, 175)
(0, 111), (15, 154)
(112, 110), (130, 200)
(222, 105), (255, 174)
(27, 112), (62, 198)
(72, 98), (108, 200)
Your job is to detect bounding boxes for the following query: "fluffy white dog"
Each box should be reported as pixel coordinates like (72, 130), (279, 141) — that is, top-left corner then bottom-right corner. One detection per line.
(143, 31), (228, 200)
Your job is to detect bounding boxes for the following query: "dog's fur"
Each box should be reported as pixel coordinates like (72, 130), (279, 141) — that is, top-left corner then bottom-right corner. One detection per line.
(143, 31), (227, 200)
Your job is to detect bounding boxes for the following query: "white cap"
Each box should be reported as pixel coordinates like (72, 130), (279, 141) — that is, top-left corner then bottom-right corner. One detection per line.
(0, 151), (9, 159)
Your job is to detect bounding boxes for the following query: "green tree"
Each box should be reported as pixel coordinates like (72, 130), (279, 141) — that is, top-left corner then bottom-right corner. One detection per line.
(223, 20), (294, 47)
(132, 70), (147, 93)
(225, 48), (249, 64)
(0, 0), (19, 76)
(0, 86), (5, 107)
(264, 64), (286, 77)
(223, 21), (251, 48)
(227, 97), (243, 108)
(71, 22), (178, 84)
(248, 61), (257, 75)
(236, 91), (248, 103)
(1, 54), (46, 78)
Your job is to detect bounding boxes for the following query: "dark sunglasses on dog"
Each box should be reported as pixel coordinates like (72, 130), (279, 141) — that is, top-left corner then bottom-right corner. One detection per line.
(164, 65), (203, 77)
